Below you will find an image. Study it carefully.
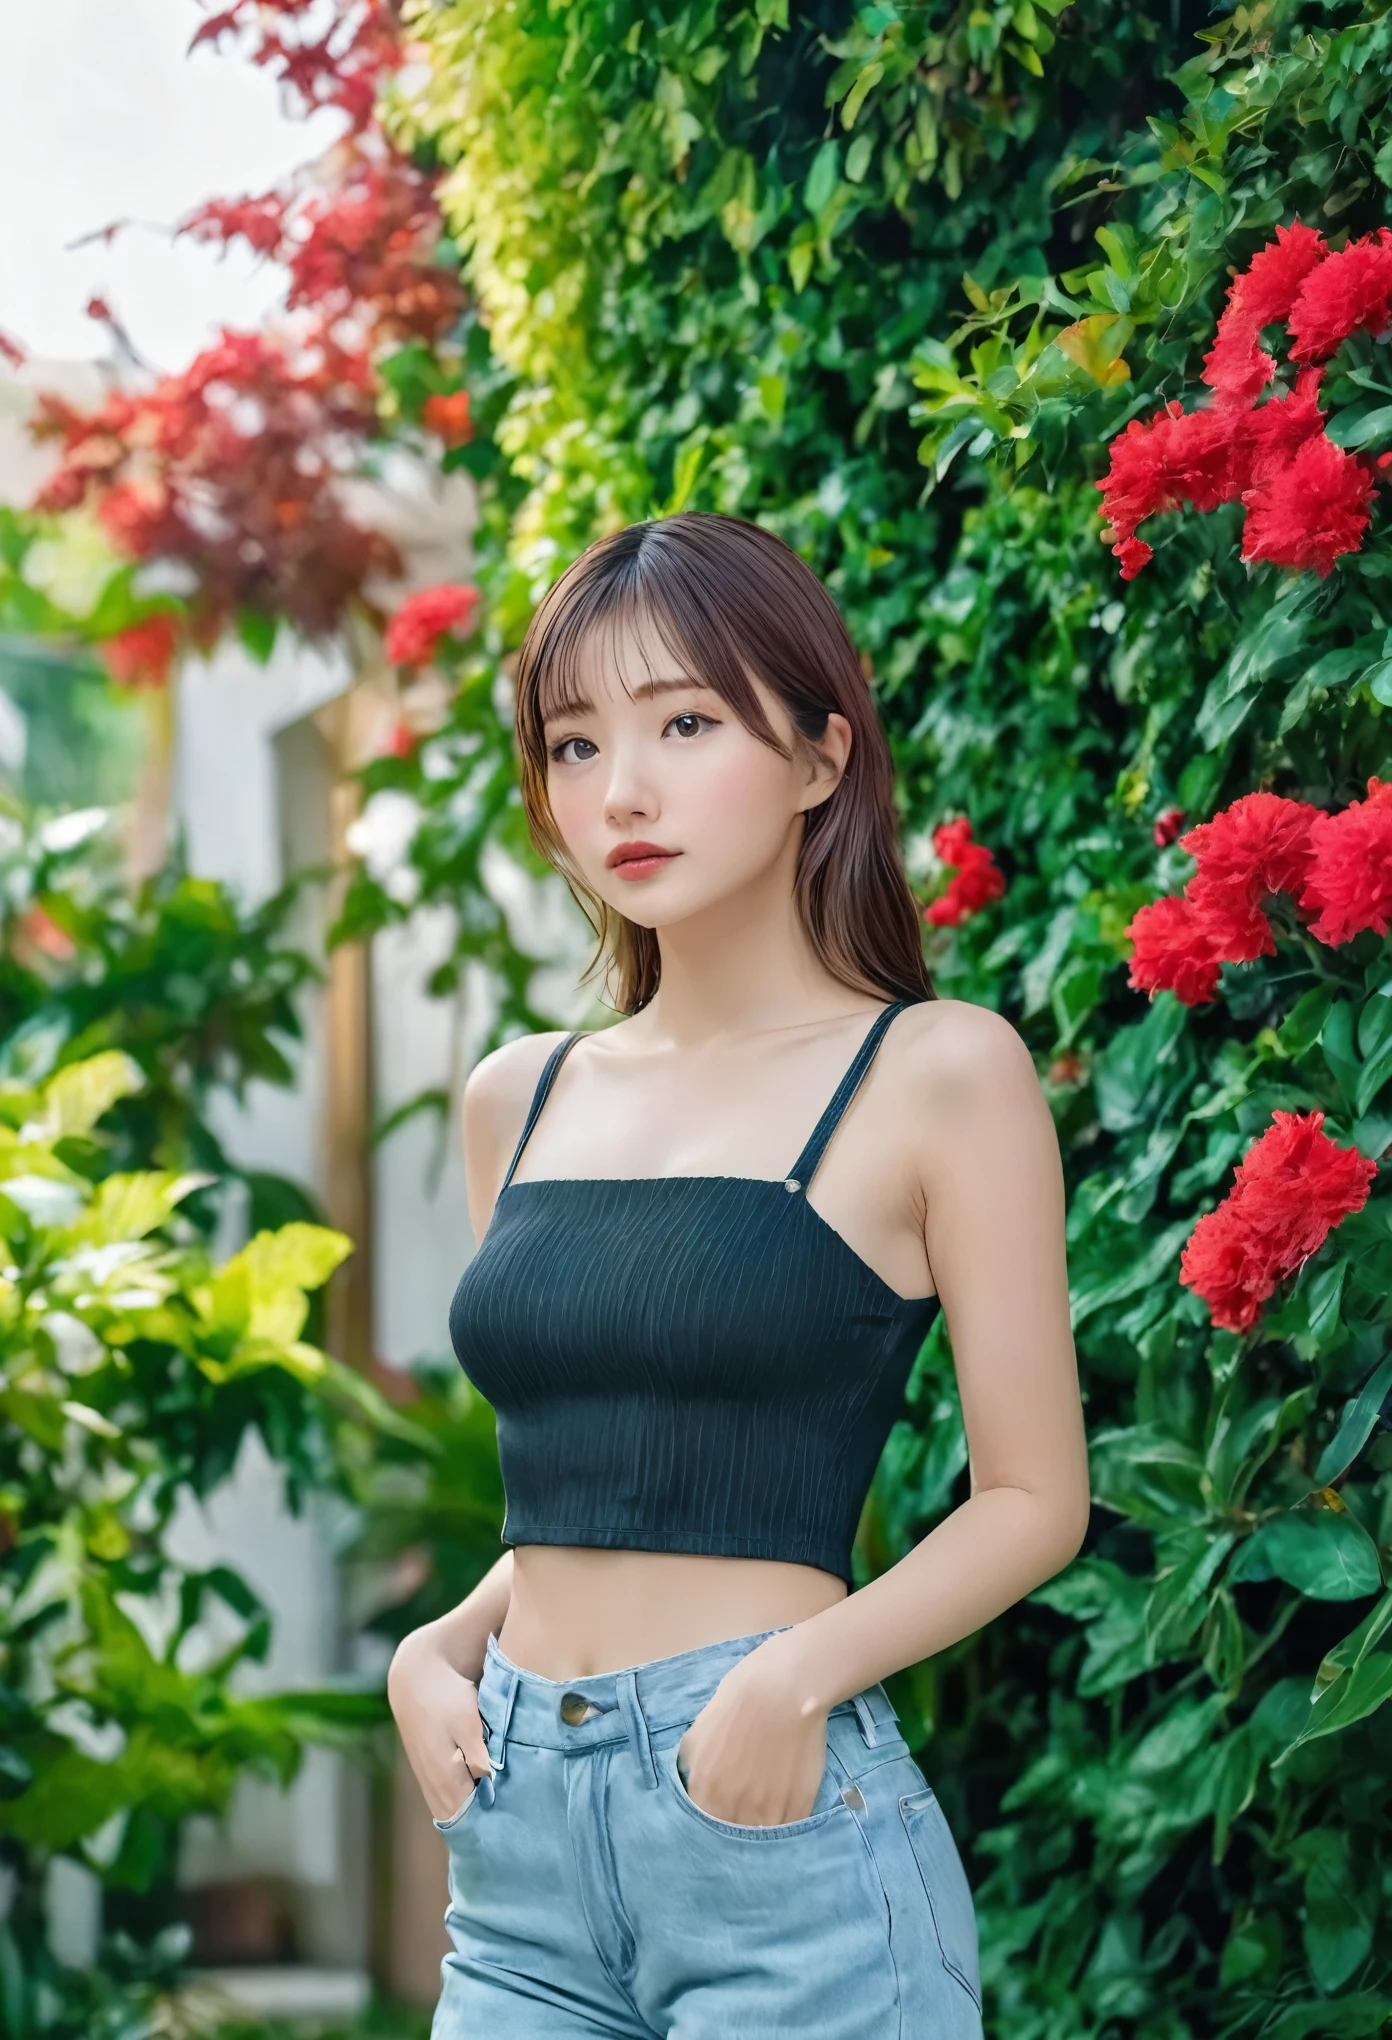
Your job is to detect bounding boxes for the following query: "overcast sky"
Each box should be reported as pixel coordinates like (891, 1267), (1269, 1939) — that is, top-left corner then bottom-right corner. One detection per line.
(1, 1), (344, 370)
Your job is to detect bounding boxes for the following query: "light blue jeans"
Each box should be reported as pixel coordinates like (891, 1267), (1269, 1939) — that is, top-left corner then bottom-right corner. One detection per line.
(431, 1625), (985, 2038)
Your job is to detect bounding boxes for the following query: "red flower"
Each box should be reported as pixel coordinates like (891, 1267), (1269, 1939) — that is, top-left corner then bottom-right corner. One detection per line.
(1240, 430), (1379, 576)
(1180, 790), (1317, 960)
(1097, 372), (1330, 578)
(1097, 402), (1247, 575)
(924, 818), (1005, 927)
(1152, 806), (1185, 847)
(1300, 777), (1392, 945)
(931, 817), (975, 865)
(1288, 229), (1392, 362)
(99, 614), (181, 690)
(1202, 221), (1329, 403)
(384, 583), (480, 666)
(1125, 895), (1227, 1004)
(382, 720), (418, 759)
(422, 390), (473, 446)
(1180, 1110), (1376, 1333)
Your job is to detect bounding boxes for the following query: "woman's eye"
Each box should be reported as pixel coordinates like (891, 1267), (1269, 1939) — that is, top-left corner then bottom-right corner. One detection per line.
(550, 736), (598, 764)
(664, 712), (714, 740)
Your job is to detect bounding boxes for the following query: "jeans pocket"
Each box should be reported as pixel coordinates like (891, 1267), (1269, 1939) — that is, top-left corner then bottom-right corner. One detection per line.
(898, 1787), (982, 2011)
(434, 1772), (489, 1833)
(662, 1729), (845, 1840)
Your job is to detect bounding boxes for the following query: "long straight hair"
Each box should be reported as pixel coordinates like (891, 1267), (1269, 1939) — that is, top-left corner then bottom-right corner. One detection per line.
(512, 511), (933, 1015)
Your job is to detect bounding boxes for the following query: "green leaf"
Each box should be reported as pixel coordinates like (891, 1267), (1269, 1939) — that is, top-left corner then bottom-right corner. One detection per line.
(1325, 403), (1392, 451)
(1313, 1353), (1392, 1487)
(1277, 985), (1334, 1058)
(840, 61), (884, 130)
(236, 609), (279, 664)
(804, 140), (841, 218)
(1228, 1508), (1383, 1601)
(39, 1053), (143, 1139)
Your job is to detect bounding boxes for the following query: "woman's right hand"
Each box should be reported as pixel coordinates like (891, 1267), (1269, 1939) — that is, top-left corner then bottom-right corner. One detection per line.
(388, 1623), (494, 1823)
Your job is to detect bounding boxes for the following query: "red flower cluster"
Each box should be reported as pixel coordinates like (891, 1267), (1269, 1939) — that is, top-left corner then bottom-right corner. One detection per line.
(923, 818), (1005, 927)
(33, 329), (397, 640)
(1180, 1110), (1376, 1332)
(384, 584), (480, 667)
(1127, 779), (1392, 1002)
(99, 614), (181, 690)
(1200, 220), (1328, 403)
(1097, 222), (1391, 579)
(1302, 777), (1392, 945)
(191, 0), (400, 132)
(1152, 805), (1185, 847)
(422, 390), (474, 447)
(182, 147), (464, 351)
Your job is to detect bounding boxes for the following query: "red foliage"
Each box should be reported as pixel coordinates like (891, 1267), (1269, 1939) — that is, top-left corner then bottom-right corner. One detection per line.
(1179, 1110), (1376, 1333)
(923, 817), (1005, 927)
(1288, 229), (1392, 362)
(190, 0), (401, 131)
(182, 147), (463, 350)
(32, 328), (398, 640)
(384, 583), (480, 667)
(1300, 777), (1392, 945)
(1240, 429), (1379, 575)
(100, 614), (181, 690)
(1201, 221), (1328, 403)
(0, 329), (24, 369)
(422, 390), (474, 446)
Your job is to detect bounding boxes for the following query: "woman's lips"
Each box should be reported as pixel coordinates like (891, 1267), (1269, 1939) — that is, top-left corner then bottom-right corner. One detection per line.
(611, 850), (680, 881)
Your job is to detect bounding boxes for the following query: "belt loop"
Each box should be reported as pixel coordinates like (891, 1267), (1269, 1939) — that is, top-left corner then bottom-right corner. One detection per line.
(485, 1660), (519, 1774)
(852, 1692), (879, 1749)
(614, 1669), (659, 1791)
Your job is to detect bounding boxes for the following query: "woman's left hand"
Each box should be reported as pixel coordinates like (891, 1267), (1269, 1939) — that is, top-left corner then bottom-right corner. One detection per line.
(676, 1633), (830, 1827)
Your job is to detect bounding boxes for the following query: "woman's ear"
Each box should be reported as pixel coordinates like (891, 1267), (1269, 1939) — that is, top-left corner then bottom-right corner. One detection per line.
(797, 712), (853, 813)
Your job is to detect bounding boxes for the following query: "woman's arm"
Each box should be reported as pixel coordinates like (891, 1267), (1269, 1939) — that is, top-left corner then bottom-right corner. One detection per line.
(387, 1547), (514, 1823)
(675, 1001), (1089, 1826)
(775, 999), (1090, 1712)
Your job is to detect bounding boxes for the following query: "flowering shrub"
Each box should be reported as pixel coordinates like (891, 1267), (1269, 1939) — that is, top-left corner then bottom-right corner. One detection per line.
(1180, 1111), (1377, 1333)
(1127, 781), (1392, 1004)
(1097, 223), (1392, 579)
(383, 582), (480, 667)
(922, 817), (1005, 927)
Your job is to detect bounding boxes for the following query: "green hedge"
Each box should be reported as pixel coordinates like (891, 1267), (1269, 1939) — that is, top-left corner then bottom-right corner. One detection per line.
(340, 1), (1392, 2030)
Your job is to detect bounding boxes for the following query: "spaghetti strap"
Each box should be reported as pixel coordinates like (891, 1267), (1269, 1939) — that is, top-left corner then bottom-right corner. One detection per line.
(498, 1031), (585, 1193)
(786, 1002), (909, 1192)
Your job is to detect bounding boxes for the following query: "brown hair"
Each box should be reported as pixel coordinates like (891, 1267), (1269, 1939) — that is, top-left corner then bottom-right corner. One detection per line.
(513, 510), (933, 1015)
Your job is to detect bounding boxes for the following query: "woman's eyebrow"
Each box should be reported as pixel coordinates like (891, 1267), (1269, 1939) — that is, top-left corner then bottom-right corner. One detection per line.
(635, 674), (709, 697)
(542, 674), (708, 723)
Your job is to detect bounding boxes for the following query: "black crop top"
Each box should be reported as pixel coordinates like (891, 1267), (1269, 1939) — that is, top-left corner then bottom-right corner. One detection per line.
(448, 1000), (942, 1585)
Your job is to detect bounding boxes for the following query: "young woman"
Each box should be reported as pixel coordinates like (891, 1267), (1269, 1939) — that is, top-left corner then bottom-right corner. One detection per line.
(388, 511), (1089, 2038)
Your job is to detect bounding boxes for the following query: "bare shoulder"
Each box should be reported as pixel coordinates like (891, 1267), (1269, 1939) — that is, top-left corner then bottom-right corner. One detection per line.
(462, 1029), (573, 1166)
(891, 997), (1042, 1112)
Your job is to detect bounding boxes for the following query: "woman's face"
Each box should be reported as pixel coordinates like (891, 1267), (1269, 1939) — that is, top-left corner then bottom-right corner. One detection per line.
(541, 618), (850, 930)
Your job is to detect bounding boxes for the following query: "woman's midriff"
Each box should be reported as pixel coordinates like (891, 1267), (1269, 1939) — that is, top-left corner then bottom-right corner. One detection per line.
(496, 1544), (849, 1679)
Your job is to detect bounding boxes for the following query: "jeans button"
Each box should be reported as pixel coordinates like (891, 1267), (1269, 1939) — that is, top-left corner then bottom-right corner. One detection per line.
(560, 1691), (596, 1725)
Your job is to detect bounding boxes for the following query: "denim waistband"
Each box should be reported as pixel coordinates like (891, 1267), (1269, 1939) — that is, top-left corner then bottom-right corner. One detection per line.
(474, 1625), (900, 1784)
